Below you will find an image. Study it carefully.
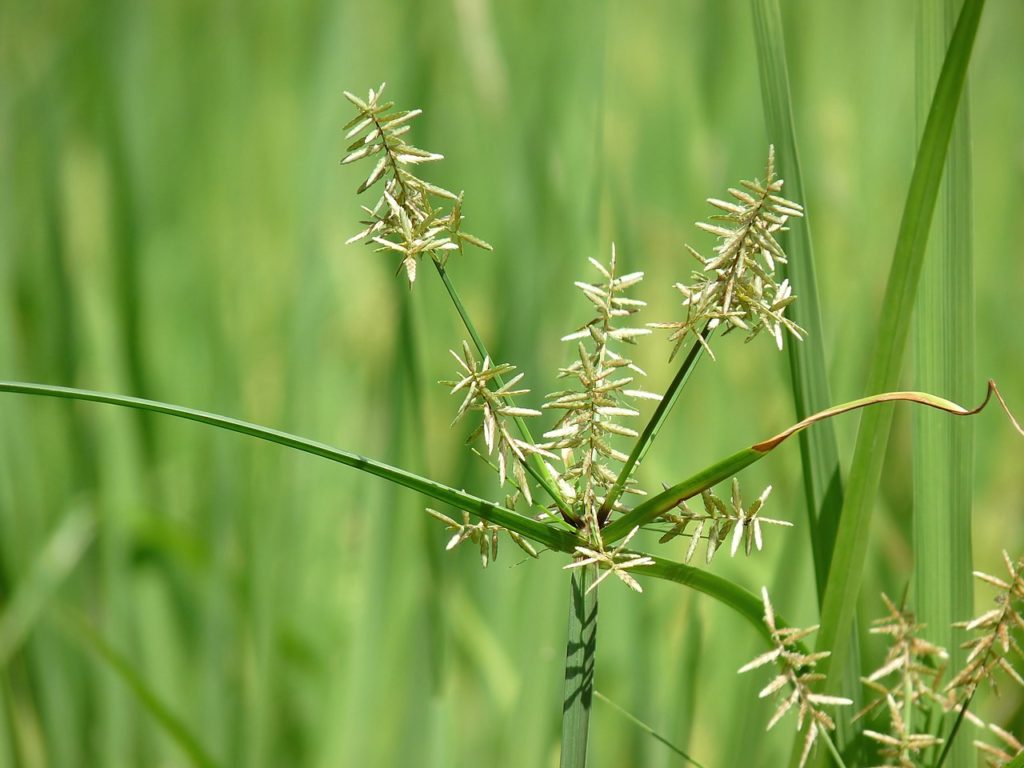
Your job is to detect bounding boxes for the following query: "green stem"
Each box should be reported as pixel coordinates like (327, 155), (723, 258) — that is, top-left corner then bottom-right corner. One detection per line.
(593, 690), (706, 768)
(933, 690), (974, 768)
(749, 0), (843, 604)
(820, 729), (849, 768)
(58, 608), (222, 768)
(432, 259), (575, 520)
(560, 563), (598, 768)
(598, 324), (713, 524)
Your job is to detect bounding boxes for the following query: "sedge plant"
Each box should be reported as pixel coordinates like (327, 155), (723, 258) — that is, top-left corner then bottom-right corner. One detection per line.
(332, 82), (1024, 767)
(1, 5), (1022, 763)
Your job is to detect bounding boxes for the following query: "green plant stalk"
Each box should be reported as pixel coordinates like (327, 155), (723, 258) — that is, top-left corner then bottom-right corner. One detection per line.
(560, 563), (598, 768)
(58, 608), (221, 768)
(432, 259), (574, 520)
(811, 0), (984, 717)
(598, 323), (713, 524)
(933, 689), (975, 768)
(913, 2), (974, 766)
(593, 690), (705, 767)
(0, 508), (95, 666)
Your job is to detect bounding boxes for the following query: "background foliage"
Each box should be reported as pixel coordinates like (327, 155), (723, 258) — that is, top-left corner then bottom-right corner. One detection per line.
(1, 1), (1021, 766)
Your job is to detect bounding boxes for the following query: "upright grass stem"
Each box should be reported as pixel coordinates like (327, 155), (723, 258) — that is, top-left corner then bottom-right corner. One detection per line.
(912, 1), (974, 765)
(747, 1), (863, 757)
(560, 563), (598, 768)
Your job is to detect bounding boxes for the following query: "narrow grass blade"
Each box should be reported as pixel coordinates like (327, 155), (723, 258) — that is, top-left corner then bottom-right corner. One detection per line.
(604, 384), (998, 543)
(560, 564), (598, 768)
(641, 556), (776, 646)
(746, 12), (865, 744)
(750, 0), (843, 601)
(912, 2), (975, 766)
(57, 608), (221, 768)
(593, 690), (705, 768)
(0, 507), (94, 666)
(0, 381), (580, 553)
(811, 0), (985, 720)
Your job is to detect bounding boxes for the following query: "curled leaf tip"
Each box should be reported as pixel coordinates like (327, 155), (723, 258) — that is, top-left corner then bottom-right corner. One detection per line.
(979, 379), (1024, 437)
(752, 379), (1023, 454)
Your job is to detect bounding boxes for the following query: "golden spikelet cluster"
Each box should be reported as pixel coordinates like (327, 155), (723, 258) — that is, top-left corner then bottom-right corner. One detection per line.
(650, 146), (805, 360)
(856, 594), (949, 767)
(342, 83), (491, 283)
(739, 588), (851, 768)
(542, 248), (661, 524)
(427, 505), (538, 568)
(656, 478), (791, 565)
(443, 341), (554, 506)
(948, 551), (1024, 696)
(342, 88), (801, 588)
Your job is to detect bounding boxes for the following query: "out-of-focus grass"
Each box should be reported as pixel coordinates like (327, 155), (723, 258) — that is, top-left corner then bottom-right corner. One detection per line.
(1, 1), (1021, 766)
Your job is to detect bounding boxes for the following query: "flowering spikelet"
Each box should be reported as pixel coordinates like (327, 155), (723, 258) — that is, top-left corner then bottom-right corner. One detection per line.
(739, 587), (851, 768)
(563, 524), (654, 594)
(651, 145), (805, 359)
(427, 504), (538, 568)
(947, 551), (1024, 697)
(342, 83), (491, 283)
(443, 340), (554, 505)
(856, 593), (949, 767)
(543, 246), (660, 522)
(656, 478), (791, 564)
(973, 722), (1023, 767)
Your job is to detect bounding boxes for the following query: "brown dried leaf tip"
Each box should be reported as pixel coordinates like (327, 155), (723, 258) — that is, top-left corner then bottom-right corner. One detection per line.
(739, 587), (851, 768)
(342, 83), (491, 284)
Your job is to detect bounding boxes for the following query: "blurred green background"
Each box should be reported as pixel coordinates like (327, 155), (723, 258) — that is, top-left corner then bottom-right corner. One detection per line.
(1, 1), (1022, 766)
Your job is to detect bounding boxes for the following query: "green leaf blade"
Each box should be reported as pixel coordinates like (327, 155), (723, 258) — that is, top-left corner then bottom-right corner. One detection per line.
(814, 0), (985, 707)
